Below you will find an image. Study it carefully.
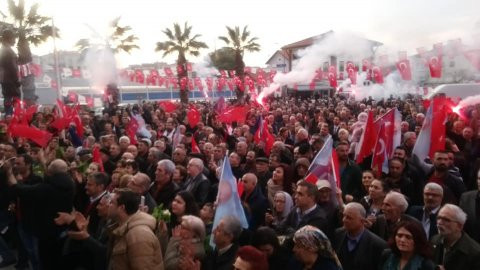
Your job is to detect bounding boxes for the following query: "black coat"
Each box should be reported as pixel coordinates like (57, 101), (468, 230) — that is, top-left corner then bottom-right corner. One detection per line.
(150, 180), (180, 208)
(13, 172), (75, 239)
(276, 205), (327, 235)
(183, 173), (211, 206)
(407, 205), (439, 240)
(370, 214), (419, 241)
(431, 233), (480, 270)
(205, 244), (238, 270)
(334, 228), (388, 270)
(339, 160), (363, 201)
(242, 186), (268, 230)
(426, 170), (466, 204)
(459, 190), (480, 243)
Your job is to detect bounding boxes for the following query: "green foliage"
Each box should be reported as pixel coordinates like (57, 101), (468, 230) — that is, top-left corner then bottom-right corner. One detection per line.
(208, 47), (236, 71)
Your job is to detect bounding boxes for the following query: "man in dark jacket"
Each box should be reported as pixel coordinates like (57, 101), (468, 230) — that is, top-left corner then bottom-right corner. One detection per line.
(336, 142), (363, 201)
(431, 204), (480, 270)
(150, 159), (179, 207)
(276, 181), (327, 235)
(205, 216), (242, 270)
(408, 183), (443, 240)
(7, 159), (75, 270)
(459, 174), (480, 243)
(334, 202), (387, 270)
(240, 173), (268, 230)
(183, 158), (210, 206)
(0, 29), (20, 115)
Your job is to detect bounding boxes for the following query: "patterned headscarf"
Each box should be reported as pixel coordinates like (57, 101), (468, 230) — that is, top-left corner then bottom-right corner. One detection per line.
(293, 225), (342, 268)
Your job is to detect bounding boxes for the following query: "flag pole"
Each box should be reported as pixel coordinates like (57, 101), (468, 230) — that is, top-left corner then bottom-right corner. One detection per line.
(52, 18), (62, 102)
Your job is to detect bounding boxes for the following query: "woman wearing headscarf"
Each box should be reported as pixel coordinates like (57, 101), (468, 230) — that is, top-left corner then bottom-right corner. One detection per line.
(288, 225), (342, 270)
(264, 191), (294, 228)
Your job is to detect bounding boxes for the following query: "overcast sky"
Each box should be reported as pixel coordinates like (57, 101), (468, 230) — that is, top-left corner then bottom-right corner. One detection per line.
(1, 0), (479, 67)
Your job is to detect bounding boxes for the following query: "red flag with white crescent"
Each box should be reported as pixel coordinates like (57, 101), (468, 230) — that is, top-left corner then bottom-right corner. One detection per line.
(428, 55), (442, 78)
(355, 111), (376, 163)
(396, 59), (412, 81)
(328, 66), (337, 87)
(372, 123), (388, 178)
(346, 61), (357, 84)
(372, 66), (384, 84)
(191, 136), (200, 153)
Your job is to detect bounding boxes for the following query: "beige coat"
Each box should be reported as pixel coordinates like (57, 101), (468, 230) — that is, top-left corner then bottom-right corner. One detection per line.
(110, 211), (164, 270)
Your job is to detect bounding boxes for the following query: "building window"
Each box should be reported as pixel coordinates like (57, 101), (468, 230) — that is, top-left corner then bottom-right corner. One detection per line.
(449, 61), (455, 67)
(323, 62), (329, 72)
(339, 61), (345, 72)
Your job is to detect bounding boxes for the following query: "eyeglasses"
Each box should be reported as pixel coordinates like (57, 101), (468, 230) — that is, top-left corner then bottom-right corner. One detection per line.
(437, 215), (457, 223)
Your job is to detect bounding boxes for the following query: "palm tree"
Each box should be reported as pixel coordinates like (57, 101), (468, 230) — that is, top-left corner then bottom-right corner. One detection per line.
(75, 16), (139, 58)
(155, 22), (208, 104)
(4, 0), (59, 104)
(219, 25), (260, 103)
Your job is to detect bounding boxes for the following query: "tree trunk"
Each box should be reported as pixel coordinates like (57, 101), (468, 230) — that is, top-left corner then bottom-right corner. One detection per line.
(177, 52), (189, 104)
(235, 51), (245, 104)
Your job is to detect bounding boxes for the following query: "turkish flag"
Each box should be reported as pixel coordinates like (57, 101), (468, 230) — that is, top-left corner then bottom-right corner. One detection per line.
(68, 92), (78, 103)
(428, 55), (442, 78)
(227, 79), (234, 91)
(126, 116), (139, 145)
(179, 77), (188, 90)
(355, 111), (376, 164)
(158, 76), (165, 86)
(206, 77), (213, 91)
(135, 69), (145, 84)
(187, 104), (200, 129)
(346, 61), (357, 84)
(374, 108), (402, 159)
(186, 62), (193, 72)
(159, 101), (177, 112)
(327, 66), (337, 87)
(92, 146), (104, 172)
(371, 123), (388, 178)
(396, 59), (412, 81)
(464, 49), (480, 71)
(9, 123), (52, 148)
(309, 80), (316, 90)
(194, 77), (204, 91)
(164, 67), (174, 77)
(191, 137), (200, 153)
(219, 70), (227, 77)
(372, 66), (384, 84)
(217, 106), (248, 124)
(253, 117), (275, 156)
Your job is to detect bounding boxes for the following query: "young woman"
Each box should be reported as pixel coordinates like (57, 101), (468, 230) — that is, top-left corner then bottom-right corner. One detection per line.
(266, 164), (293, 206)
(380, 221), (435, 270)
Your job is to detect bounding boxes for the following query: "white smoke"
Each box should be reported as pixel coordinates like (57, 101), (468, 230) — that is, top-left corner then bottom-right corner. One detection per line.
(458, 94), (480, 108)
(259, 31), (376, 98)
(83, 45), (118, 93)
(193, 56), (218, 78)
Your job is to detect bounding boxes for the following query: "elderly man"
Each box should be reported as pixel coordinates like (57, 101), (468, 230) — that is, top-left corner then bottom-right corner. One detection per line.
(127, 173), (157, 213)
(236, 141), (248, 164)
(118, 136), (130, 152)
(172, 147), (188, 167)
(431, 204), (480, 270)
(183, 158), (210, 206)
(146, 147), (169, 180)
(276, 181), (327, 235)
(333, 202), (387, 270)
(150, 159), (179, 207)
(459, 170), (480, 243)
(370, 191), (418, 241)
(240, 173), (268, 230)
(294, 128), (309, 148)
(403, 131), (416, 157)
(205, 216), (242, 270)
(408, 183), (443, 239)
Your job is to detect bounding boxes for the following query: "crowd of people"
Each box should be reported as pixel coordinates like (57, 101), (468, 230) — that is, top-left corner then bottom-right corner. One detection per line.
(0, 91), (479, 270)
